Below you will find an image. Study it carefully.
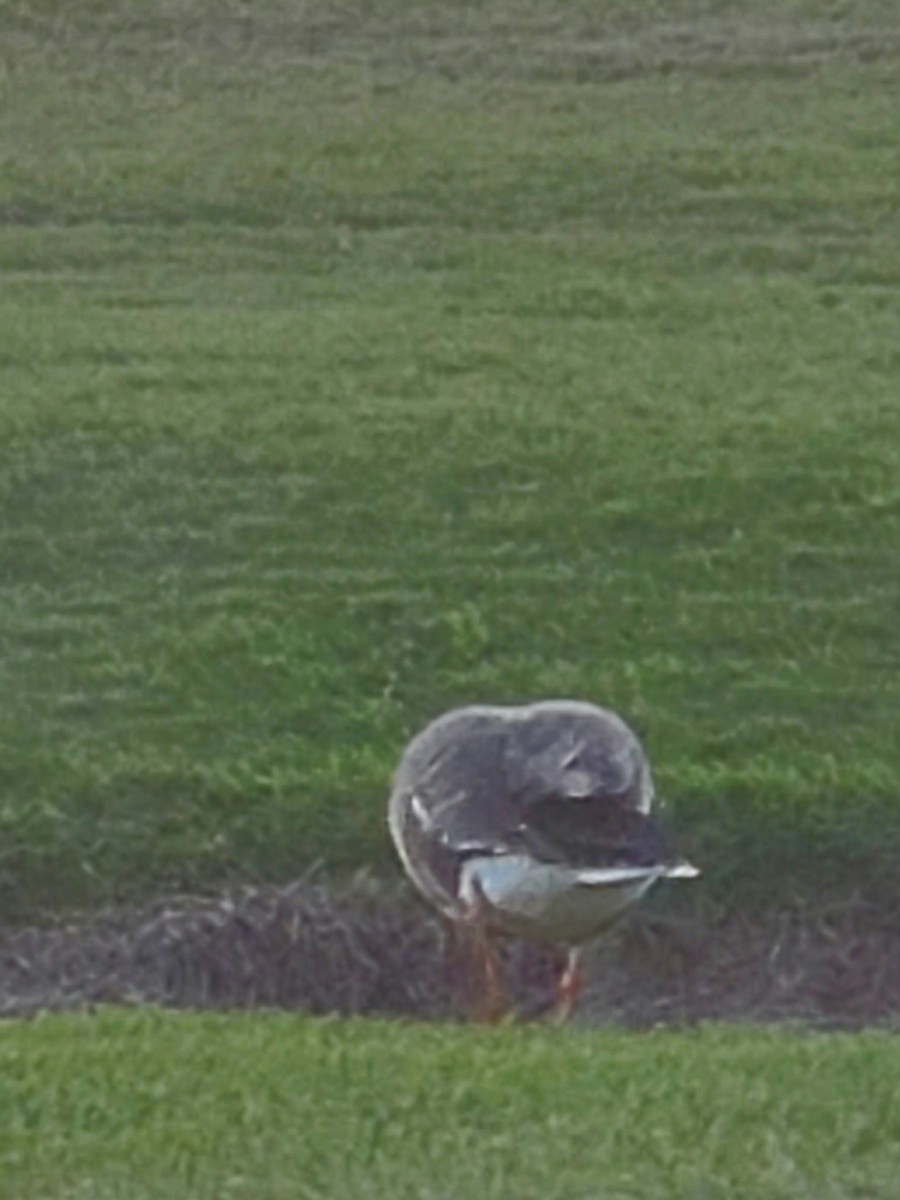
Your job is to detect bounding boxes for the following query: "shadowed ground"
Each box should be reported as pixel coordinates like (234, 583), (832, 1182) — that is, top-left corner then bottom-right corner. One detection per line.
(3, 879), (899, 1029)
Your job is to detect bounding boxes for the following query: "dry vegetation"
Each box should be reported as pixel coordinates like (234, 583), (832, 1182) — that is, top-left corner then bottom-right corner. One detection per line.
(4, 881), (900, 1029)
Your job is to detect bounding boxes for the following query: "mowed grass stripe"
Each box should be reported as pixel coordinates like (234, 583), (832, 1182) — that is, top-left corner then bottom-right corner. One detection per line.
(2, 1010), (899, 1200)
(1, 1), (899, 916)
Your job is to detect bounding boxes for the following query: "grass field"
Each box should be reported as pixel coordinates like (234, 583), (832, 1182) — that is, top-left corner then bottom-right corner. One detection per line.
(3, 7), (900, 1198)
(2, 1009), (900, 1199)
(1, 0), (900, 919)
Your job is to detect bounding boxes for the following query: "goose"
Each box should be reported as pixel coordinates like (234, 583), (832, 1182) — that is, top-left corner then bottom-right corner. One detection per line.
(388, 700), (698, 1022)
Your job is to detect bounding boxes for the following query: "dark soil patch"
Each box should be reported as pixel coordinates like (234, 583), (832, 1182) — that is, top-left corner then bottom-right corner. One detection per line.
(3, 878), (900, 1029)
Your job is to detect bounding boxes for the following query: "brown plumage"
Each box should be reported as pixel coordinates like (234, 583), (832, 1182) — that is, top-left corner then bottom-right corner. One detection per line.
(389, 700), (698, 1022)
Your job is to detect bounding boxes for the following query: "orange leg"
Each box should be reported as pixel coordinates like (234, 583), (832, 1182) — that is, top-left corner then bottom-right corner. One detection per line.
(471, 928), (511, 1023)
(549, 946), (585, 1025)
(458, 893), (512, 1023)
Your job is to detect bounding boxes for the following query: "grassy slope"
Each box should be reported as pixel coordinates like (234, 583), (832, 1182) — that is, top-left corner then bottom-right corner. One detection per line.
(1, 1), (900, 917)
(1, 1010), (899, 1200)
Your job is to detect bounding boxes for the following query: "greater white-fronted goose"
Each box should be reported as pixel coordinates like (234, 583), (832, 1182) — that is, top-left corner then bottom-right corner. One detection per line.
(389, 700), (698, 1021)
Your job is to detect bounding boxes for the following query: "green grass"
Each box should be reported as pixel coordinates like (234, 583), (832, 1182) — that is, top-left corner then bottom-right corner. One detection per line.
(2, 0), (900, 917)
(1, 1009), (899, 1199)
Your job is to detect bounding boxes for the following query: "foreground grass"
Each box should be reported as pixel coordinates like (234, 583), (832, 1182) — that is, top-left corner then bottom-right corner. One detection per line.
(1, 1010), (899, 1199)
(1, 1), (899, 916)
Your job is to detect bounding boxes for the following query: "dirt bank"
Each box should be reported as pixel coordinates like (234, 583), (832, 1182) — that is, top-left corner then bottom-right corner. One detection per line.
(3, 878), (899, 1029)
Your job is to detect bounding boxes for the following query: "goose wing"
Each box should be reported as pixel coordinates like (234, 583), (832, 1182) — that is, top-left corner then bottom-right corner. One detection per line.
(517, 794), (675, 869)
(389, 702), (691, 912)
(391, 708), (524, 854)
